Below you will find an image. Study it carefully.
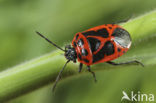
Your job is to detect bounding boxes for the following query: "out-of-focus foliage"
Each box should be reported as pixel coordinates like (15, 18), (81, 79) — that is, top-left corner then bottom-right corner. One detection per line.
(0, 0), (156, 103)
(0, 0), (156, 70)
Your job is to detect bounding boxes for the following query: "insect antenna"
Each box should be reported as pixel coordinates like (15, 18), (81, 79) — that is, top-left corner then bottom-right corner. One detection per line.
(52, 60), (70, 92)
(36, 31), (65, 52)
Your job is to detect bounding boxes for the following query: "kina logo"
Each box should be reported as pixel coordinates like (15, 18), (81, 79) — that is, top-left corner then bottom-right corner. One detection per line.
(121, 91), (154, 102)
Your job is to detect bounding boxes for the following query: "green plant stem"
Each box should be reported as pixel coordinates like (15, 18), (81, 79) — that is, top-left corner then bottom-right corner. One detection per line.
(0, 10), (156, 102)
(123, 10), (156, 41)
(0, 51), (76, 102)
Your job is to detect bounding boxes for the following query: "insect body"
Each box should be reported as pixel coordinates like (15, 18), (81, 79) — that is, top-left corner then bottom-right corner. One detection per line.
(72, 24), (131, 66)
(36, 24), (144, 92)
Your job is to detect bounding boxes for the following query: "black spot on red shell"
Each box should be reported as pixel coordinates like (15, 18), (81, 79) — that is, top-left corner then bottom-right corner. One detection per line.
(93, 41), (114, 63)
(117, 48), (121, 52)
(83, 59), (89, 63)
(96, 28), (109, 38)
(82, 31), (96, 36)
(77, 38), (84, 47)
(109, 26), (112, 29)
(81, 48), (88, 56)
(87, 37), (101, 53)
(123, 51), (126, 53)
(76, 34), (79, 40)
(82, 28), (109, 38)
(73, 42), (77, 47)
(103, 41), (114, 55)
(78, 54), (82, 60)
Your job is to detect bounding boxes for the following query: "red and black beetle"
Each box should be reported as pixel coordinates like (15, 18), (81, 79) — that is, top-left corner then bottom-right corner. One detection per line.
(36, 24), (144, 91)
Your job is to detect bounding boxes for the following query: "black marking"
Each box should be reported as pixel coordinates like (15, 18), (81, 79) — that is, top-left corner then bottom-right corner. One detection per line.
(76, 34), (79, 40)
(78, 54), (82, 60)
(82, 28), (109, 38)
(96, 28), (109, 38)
(117, 48), (121, 52)
(109, 27), (112, 29)
(83, 59), (89, 63)
(93, 41), (114, 63)
(81, 48), (88, 56)
(82, 31), (96, 36)
(77, 38), (84, 47)
(87, 37), (101, 53)
(103, 41), (114, 55)
(74, 42), (77, 47)
(123, 51), (126, 53)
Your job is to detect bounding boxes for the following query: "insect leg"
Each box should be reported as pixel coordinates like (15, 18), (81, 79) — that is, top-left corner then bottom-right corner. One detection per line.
(52, 60), (70, 92)
(106, 60), (144, 67)
(79, 63), (83, 73)
(87, 66), (97, 82)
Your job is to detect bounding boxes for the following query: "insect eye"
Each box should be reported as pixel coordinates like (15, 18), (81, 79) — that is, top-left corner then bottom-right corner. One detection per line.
(112, 28), (131, 48)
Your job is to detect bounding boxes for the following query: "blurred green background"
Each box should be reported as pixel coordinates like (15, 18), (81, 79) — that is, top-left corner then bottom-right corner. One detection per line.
(0, 0), (156, 103)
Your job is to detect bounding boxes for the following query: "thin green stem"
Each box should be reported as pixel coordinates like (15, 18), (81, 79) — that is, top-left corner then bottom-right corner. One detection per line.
(0, 51), (76, 102)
